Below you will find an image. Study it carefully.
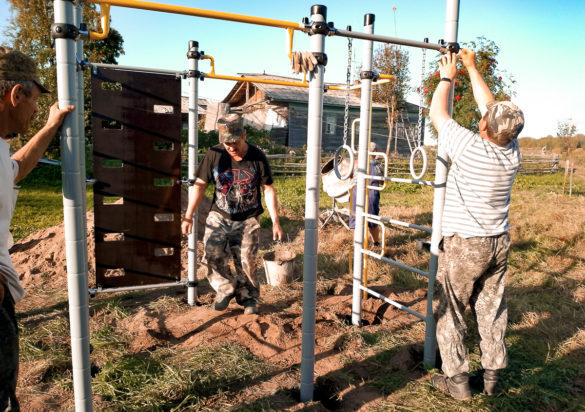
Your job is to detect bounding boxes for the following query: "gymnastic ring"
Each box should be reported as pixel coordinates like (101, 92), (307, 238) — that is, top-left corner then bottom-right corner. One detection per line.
(333, 144), (354, 180)
(409, 146), (428, 180)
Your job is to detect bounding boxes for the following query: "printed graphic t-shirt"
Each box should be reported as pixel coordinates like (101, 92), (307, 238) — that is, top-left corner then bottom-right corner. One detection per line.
(196, 143), (273, 221)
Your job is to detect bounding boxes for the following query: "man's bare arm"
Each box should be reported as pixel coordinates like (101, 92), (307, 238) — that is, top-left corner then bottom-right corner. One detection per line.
(12, 102), (74, 183)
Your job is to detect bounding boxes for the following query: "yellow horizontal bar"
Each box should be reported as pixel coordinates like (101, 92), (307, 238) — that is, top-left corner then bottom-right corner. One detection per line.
(326, 77), (394, 91)
(205, 73), (309, 88)
(88, 0), (306, 31)
(89, 4), (111, 41)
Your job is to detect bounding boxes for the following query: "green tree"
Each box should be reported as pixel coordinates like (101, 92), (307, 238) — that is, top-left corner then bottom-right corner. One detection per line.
(422, 36), (514, 136)
(556, 119), (577, 138)
(371, 45), (410, 154)
(4, 0), (124, 158)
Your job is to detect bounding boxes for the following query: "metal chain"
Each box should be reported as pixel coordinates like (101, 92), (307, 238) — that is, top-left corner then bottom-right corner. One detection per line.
(416, 48), (426, 147)
(343, 38), (352, 146)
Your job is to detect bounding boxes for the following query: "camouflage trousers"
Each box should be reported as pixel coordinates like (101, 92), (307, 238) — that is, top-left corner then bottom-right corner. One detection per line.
(203, 211), (261, 304)
(434, 233), (510, 377)
(0, 285), (20, 412)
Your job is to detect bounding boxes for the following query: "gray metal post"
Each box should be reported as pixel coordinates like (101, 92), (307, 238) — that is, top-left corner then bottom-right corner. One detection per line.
(424, 0), (460, 367)
(74, 0), (89, 299)
(300, 4), (326, 403)
(351, 14), (375, 326)
(54, 0), (92, 410)
(187, 41), (199, 306)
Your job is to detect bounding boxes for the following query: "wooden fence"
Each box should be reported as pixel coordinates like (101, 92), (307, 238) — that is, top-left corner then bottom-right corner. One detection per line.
(184, 151), (560, 177)
(268, 152), (560, 177)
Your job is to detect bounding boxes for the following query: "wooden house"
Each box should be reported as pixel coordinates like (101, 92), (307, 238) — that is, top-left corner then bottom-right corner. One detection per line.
(211, 73), (424, 155)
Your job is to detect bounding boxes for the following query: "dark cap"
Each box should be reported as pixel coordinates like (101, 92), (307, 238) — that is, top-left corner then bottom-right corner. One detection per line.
(0, 46), (50, 93)
(485, 101), (524, 142)
(217, 112), (244, 143)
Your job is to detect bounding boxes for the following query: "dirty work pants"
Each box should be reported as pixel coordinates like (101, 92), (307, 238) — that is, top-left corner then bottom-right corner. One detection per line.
(434, 233), (510, 377)
(203, 211), (261, 304)
(0, 285), (19, 412)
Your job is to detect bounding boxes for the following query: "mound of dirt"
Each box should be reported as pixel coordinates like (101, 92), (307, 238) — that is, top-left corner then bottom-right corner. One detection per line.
(12, 192), (430, 411)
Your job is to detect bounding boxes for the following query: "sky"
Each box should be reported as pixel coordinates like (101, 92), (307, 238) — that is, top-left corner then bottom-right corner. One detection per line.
(1, 0), (584, 140)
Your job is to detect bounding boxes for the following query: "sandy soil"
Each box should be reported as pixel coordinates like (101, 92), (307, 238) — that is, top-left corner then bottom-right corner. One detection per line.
(11, 194), (430, 411)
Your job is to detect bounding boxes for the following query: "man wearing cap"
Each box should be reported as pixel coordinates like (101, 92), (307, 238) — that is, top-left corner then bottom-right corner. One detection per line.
(182, 113), (283, 315)
(429, 49), (524, 401)
(0, 46), (74, 410)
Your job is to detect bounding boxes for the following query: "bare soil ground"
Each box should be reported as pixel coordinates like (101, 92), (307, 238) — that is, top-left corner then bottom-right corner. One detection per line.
(11, 195), (430, 411)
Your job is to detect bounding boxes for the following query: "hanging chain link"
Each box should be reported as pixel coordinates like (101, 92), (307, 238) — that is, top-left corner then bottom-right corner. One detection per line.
(415, 48), (426, 147)
(343, 38), (352, 147)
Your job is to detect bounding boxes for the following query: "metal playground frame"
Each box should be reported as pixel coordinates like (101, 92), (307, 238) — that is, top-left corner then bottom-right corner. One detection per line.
(52, 0), (460, 409)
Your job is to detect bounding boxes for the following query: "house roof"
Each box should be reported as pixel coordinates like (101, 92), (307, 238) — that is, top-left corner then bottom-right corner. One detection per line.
(180, 96), (209, 115)
(222, 73), (389, 109)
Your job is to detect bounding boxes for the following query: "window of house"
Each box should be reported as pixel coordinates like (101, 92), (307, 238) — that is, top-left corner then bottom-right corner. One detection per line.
(325, 116), (336, 134)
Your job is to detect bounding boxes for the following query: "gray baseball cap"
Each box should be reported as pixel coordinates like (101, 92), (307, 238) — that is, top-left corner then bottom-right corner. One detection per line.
(485, 101), (524, 142)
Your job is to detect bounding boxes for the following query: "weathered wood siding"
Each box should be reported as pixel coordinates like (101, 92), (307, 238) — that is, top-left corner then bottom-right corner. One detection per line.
(287, 102), (416, 155)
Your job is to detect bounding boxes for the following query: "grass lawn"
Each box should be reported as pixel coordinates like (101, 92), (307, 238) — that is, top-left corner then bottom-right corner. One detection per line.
(9, 163), (585, 411)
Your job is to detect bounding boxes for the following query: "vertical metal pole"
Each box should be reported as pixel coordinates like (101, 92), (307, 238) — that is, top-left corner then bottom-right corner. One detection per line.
(54, 1), (92, 410)
(74, 0), (89, 296)
(187, 41), (199, 306)
(300, 4), (326, 403)
(424, 0), (460, 367)
(351, 14), (375, 326)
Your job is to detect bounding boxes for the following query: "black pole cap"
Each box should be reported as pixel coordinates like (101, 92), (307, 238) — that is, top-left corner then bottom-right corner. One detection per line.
(311, 5), (327, 19)
(364, 13), (375, 26)
(188, 40), (198, 49)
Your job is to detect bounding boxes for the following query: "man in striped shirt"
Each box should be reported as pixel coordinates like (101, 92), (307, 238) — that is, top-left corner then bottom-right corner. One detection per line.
(429, 49), (524, 401)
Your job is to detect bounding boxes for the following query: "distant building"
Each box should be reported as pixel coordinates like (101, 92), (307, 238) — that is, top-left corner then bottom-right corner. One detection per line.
(190, 73), (424, 155)
(180, 96), (210, 130)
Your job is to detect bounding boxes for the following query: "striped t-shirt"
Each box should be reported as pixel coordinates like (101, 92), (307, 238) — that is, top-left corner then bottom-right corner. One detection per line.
(439, 119), (521, 238)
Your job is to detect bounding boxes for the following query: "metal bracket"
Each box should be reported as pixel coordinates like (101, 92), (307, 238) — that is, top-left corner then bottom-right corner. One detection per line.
(187, 49), (205, 60)
(310, 20), (330, 35)
(312, 52), (328, 66)
(439, 41), (460, 54)
(360, 70), (379, 81)
(186, 280), (198, 288)
(78, 22), (89, 41)
(181, 178), (196, 186)
(76, 58), (90, 72)
(326, 22), (337, 36)
(51, 23), (80, 40)
(185, 70), (205, 80)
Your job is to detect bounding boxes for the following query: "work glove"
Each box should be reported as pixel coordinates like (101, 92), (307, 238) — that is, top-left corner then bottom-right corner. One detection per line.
(292, 51), (318, 74)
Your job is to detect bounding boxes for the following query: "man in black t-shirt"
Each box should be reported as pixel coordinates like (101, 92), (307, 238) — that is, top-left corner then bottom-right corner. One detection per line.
(182, 113), (283, 315)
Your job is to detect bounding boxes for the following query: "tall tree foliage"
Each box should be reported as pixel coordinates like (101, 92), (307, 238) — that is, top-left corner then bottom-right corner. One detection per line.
(422, 37), (514, 136)
(4, 0), (124, 157)
(371, 45), (410, 154)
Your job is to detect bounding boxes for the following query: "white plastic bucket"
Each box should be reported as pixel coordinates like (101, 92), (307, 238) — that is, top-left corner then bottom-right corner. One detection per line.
(263, 250), (296, 286)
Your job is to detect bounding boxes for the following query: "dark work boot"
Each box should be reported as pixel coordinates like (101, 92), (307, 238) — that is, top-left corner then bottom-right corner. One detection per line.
(431, 372), (472, 401)
(483, 369), (501, 396)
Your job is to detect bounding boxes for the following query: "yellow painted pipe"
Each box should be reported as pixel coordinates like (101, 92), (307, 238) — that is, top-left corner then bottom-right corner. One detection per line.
(206, 73), (309, 88)
(201, 54), (309, 87)
(326, 76), (395, 91)
(88, 0), (306, 31)
(89, 4), (111, 41)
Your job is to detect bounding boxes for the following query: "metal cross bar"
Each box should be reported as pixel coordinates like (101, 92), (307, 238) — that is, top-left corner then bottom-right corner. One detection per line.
(358, 285), (426, 321)
(333, 27), (459, 53)
(362, 249), (430, 278)
(88, 0), (307, 31)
